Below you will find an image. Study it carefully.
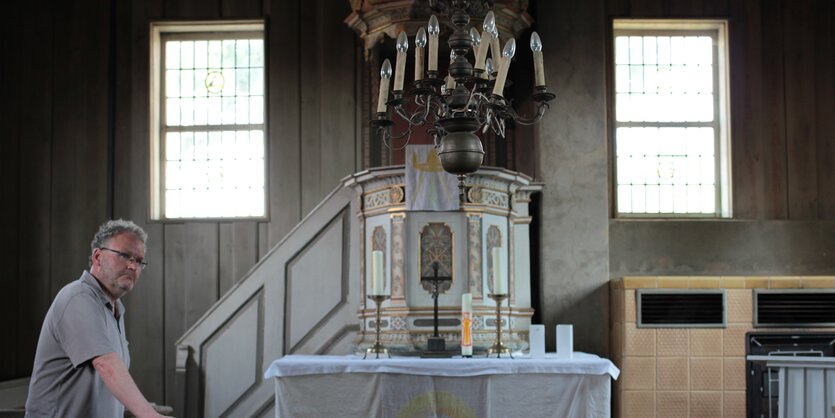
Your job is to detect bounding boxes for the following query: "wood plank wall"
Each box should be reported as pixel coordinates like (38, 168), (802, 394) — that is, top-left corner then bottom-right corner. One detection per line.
(0, 0), (359, 408)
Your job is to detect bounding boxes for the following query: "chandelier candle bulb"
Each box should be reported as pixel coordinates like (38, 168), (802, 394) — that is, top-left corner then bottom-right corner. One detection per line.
(530, 32), (545, 87)
(394, 32), (409, 91)
(376, 59), (392, 113)
(492, 247), (506, 294)
(428, 15), (440, 72)
(461, 293), (473, 357)
(485, 57), (494, 80)
(473, 11), (493, 71)
(415, 27), (427, 81)
(371, 250), (385, 295)
(492, 38), (516, 97)
(469, 27), (480, 56)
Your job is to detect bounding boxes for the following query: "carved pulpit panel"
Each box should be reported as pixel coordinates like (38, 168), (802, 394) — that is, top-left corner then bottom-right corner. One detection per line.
(419, 223), (453, 293)
(486, 225), (503, 294)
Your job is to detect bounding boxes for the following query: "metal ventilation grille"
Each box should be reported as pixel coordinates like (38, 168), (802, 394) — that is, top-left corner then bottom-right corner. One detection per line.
(637, 290), (726, 328)
(755, 290), (835, 327)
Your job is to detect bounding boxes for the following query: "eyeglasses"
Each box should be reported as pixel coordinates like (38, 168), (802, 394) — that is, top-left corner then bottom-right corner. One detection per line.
(100, 247), (148, 270)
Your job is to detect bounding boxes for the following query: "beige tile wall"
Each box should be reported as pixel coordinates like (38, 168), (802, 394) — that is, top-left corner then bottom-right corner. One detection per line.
(610, 275), (835, 418)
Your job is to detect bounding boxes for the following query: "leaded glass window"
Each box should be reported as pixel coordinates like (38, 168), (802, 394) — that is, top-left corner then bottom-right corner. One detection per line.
(613, 21), (731, 217)
(150, 22), (266, 220)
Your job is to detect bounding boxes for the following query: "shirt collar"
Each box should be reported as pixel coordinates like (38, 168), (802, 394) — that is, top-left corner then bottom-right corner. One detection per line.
(81, 270), (127, 316)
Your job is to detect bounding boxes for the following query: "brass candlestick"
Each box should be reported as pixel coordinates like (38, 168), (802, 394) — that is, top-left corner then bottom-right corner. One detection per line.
(364, 294), (391, 359)
(487, 293), (512, 358)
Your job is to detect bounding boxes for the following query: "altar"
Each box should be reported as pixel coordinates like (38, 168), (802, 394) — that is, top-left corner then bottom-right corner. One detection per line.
(264, 354), (619, 418)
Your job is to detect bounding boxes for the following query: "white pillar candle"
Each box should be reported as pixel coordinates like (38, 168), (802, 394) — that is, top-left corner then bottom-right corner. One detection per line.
(530, 31), (545, 87)
(556, 324), (574, 359)
(461, 293), (473, 356)
(492, 38), (516, 97)
(492, 247), (506, 294)
(376, 59), (391, 113)
(428, 15), (440, 72)
(415, 27), (427, 81)
(393, 32), (408, 91)
(371, 250), (384, 295)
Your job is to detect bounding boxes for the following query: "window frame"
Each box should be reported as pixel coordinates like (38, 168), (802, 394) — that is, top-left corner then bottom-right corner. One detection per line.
(611, 19), (732, 218)
(149, 20), (268, 221)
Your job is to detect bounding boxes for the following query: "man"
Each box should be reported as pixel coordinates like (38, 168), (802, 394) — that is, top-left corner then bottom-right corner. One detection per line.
(26, 219), (170, 418)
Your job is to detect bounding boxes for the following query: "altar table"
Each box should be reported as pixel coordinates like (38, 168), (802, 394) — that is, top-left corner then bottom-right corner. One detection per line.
(264, 353), (619, 418)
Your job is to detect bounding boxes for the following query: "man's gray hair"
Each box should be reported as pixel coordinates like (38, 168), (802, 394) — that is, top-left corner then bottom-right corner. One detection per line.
(91, 219), (148, 251)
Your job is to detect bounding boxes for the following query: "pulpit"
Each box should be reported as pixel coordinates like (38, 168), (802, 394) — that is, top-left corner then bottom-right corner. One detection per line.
(345, 165), (541, 352)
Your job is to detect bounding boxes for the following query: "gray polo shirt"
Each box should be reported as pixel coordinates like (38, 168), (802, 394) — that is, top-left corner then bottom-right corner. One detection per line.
(26, 270), (130, 418)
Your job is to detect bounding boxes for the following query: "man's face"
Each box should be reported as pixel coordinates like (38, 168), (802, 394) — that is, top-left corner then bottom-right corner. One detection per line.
(90, 232), (146, 301)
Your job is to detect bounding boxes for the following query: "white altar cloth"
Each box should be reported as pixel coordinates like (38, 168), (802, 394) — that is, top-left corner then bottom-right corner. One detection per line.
(265, 353), (619, 418)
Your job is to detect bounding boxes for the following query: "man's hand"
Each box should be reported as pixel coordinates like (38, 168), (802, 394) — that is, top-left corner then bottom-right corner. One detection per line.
(92, 352), (172, 418)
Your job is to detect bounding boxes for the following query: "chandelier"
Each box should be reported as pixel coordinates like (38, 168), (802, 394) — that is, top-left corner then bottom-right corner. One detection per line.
(370, 0), (555, 197)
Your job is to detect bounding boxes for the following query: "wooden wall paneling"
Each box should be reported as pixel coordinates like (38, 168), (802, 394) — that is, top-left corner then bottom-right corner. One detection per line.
(783, 0), (818, 219)
(163, 224), (186, 408)
(604, 0), (630, 17)
(760, 0), (789, 218)
(628, 0), (664, 17)
(702, 0), (729, 16)
(0, 2), (22, 381)
(221, 0), (261, 18)
(814, 0), (835, 219)
(49, 0), (112, 298)
(219, 222), (259, 295)
(729, 0), (764, 218)
(267, 0), (302, 246)
(299, 0), (324, 216)
(14, 0), (54, 380)
(117, 0), (166, 403)
(318, 0), (357, 193)
(165, 0), (220, 19)
(664, 0), (704, 17)
(182, 223), (220, 325)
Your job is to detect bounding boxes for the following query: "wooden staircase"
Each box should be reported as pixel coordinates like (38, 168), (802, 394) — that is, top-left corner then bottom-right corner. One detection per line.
(174, 180), (363, 418)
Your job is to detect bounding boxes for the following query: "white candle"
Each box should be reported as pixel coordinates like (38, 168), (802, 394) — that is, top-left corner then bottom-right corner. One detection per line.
(492, 38), (516, 97)
(461, 293), (473, 356)
(371, 250), (384, 295)
(415, 27), (427, 81)
(530, 31), (545, 87)
(376, 59), (391, 113)
(492, 247), (506, 294)
(394, 32), (408, 91)
(428, 15), (440, 72)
